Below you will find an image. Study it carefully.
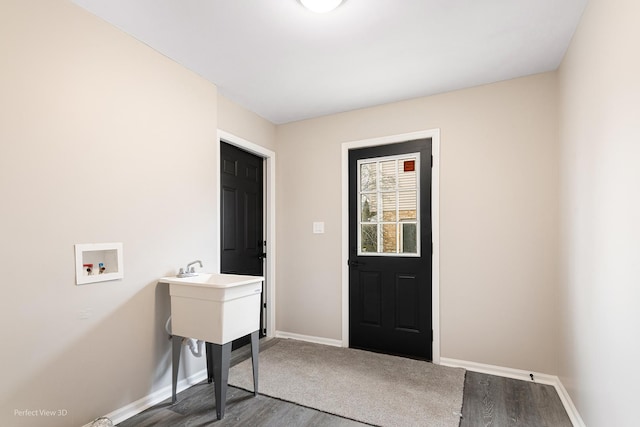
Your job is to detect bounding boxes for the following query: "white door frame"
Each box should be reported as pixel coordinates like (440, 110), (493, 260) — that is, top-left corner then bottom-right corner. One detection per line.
(215, 130), (276, 338)
(341, 129), (441, 363)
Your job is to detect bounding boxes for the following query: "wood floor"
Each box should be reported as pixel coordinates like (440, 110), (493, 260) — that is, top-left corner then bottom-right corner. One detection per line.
(461, 371), (572, 426)
(118, 340), (572, 427)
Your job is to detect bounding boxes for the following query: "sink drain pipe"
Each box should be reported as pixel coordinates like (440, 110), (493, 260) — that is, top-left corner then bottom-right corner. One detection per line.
(165, 316), (204, 357)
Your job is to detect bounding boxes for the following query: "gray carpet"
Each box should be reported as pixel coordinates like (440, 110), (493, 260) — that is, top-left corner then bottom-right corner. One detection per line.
(229, 339), (465, 427)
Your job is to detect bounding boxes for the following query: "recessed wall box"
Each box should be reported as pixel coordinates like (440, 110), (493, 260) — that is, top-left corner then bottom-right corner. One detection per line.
(75, 243), (123, 285)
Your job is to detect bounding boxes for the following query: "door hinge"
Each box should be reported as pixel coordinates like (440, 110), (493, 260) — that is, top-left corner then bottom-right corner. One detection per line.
(431, 329), (434, 342)
(263, 302), (267, 308)
(431, 155), (433, 168)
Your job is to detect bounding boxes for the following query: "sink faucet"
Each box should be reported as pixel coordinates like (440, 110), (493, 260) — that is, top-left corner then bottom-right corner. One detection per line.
(186, 260), (203, 273)
(177, 260), (203, 277)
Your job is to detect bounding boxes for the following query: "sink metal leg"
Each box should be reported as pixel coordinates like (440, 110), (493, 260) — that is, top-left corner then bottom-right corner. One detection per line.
(250, 330), (259, 396)
(205, 342), (214, 383)
(212, 342), (232, 420)
(171, 335), (182, 404)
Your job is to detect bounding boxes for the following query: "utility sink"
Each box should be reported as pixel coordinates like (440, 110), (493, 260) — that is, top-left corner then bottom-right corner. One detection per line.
(159, 272), (263, 420)
(160, 273), (263, 344)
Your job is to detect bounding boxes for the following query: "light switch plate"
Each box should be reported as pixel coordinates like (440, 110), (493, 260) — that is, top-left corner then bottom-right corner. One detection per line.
(313, 222), (325, 234)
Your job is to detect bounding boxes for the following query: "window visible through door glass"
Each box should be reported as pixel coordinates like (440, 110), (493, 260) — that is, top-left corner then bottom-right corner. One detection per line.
(357, 153), (420, 256)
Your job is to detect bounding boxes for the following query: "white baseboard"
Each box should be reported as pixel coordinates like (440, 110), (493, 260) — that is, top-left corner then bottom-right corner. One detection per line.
(274, 330), (343, 347)
(440, 357), (558, 385)
(82, 369), (208, 426)
(440, 358), (585, 427)
(553, 377), (586, 427)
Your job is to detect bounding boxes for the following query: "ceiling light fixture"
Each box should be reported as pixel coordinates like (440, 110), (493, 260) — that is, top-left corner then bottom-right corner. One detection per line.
(300, 0), (344, 14)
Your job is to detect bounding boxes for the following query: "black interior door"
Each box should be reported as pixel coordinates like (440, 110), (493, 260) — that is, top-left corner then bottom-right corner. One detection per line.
(220, 141), (265, 348)
(348, 139), (432, 360)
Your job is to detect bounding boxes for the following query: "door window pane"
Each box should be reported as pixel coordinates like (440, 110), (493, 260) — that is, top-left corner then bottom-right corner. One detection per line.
(357, 153), (420, 256)
(398, 161), (417, 189)
(398, 191), (417, 220)
(380, 160), (396, 190)
(381, 193), (397, 221)
(401, 223), (417, 253)
(382, 223), (397, 253)
(361, 194), (377, 222)
(360, 163), (377, 191)
(361, 224), (377, 253)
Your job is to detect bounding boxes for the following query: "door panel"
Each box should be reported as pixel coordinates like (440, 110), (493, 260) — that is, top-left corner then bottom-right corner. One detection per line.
(223, 158), (237, 175)
(349, 139), (432, 360)
(222, 188), (237, 251)
(244, 192), (259, 251)
(395, 274), (419, 331)
(360, 271), (382, 326)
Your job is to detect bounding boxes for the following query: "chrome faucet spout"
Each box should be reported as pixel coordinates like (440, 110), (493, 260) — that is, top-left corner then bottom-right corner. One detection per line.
(187, 259), (202, 271)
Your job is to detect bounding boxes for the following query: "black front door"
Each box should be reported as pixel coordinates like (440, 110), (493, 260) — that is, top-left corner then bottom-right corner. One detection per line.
(348, 139), (432, 360)
(220, 141), (265, 347)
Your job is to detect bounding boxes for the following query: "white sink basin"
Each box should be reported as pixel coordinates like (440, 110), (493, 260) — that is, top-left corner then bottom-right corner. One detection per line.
(160, 273), (263, 344)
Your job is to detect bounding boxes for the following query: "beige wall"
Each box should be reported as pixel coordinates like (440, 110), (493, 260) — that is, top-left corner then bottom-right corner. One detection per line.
(276, 72), (560, 374)
(217, 94), (277, 151)
(0, 1), (220, 426)
(558, 0), (640, 425)
(8, 0), (635, 424)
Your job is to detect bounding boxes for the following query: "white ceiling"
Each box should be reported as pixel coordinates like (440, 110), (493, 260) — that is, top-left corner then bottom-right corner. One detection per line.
(72, 0), (588, 124)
